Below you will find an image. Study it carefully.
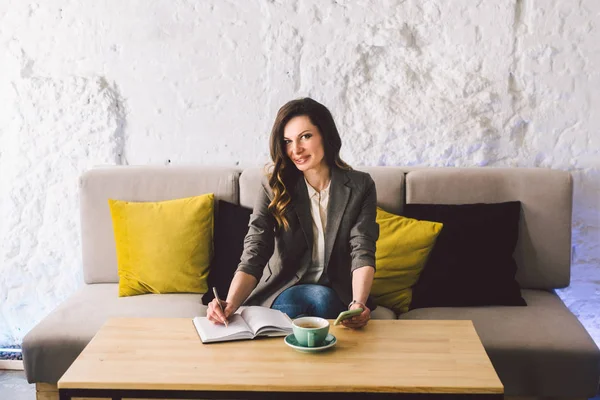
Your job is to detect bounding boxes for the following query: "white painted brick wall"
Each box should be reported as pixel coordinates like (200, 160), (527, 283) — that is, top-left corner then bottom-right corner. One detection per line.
(0, 0), (598, 345)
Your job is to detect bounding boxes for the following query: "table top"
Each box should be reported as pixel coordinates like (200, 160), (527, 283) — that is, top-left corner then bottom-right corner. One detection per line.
(58, 318), (503, 394)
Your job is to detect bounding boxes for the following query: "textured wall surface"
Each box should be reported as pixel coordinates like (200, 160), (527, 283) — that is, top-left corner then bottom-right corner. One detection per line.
(0, 0), (598, 346)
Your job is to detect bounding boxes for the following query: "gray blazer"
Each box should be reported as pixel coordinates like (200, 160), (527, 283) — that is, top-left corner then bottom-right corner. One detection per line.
(236, 167), (379, 309)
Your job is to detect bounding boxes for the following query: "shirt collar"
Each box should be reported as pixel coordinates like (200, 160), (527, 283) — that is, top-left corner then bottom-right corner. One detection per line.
(304, 177), (331, 199)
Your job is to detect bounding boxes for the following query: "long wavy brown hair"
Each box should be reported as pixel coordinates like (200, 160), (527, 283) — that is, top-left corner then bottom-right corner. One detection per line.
(267, 98), (352, 232)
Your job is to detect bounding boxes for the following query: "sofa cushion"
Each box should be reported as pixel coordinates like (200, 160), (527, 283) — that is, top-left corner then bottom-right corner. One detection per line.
(22, 284), (208, 384)
(80, 166), (240, 284)
(404, 202), (526, 309)
(202, 200), (253, 305)
(371, 207), (443, 313)
(370, 305), (396, 320)
(109, 194), (215, 297)
(399, 289), (600, 397)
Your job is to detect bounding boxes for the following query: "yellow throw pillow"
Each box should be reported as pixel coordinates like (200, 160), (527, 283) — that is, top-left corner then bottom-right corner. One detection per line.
(372, 207), (443, 314)
(108, 194), (214, 297)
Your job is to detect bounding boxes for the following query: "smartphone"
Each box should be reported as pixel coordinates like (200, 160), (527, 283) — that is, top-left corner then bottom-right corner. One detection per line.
(333, 308), (363, 325)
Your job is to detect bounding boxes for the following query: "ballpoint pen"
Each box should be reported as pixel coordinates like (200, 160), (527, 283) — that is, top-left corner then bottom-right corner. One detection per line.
(212, 287), (228, 327)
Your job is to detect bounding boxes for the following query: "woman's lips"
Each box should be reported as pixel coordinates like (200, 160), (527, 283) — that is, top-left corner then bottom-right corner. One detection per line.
(295, 156), (309, 164)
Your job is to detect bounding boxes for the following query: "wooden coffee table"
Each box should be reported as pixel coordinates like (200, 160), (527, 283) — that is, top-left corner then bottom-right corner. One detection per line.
(57, 318), (503, 399)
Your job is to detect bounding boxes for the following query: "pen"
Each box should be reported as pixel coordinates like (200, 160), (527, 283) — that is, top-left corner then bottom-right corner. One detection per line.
(212, 287), (228, 327)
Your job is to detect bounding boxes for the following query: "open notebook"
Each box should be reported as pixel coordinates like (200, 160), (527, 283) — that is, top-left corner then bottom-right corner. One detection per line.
(193, 306), (293, 343)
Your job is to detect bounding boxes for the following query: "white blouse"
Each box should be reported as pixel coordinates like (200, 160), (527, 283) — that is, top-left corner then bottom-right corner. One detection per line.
(299, 177), (331, 284)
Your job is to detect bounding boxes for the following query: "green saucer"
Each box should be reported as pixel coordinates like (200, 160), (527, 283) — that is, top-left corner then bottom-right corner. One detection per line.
(284, 333), (337, 353)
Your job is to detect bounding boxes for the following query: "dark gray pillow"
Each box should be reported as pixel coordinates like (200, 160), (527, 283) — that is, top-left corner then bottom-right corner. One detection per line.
(202, 201), (252, 305)
(404, 202), (526, 309)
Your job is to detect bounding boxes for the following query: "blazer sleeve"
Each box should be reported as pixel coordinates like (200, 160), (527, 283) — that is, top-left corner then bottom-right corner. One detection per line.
(235, 180), (276, 281)
(349, 174), (379, 272)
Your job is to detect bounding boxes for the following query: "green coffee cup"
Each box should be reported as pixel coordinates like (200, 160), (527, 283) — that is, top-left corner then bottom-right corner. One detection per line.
(292, 317), (330, 347)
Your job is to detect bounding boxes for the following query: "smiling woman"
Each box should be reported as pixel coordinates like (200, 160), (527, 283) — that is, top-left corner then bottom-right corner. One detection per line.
(206, 97), (380, 328)
(268, 98), (352, 232)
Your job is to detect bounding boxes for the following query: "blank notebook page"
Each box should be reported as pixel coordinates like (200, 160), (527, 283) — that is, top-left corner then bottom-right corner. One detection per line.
(193, 314), (251, 342)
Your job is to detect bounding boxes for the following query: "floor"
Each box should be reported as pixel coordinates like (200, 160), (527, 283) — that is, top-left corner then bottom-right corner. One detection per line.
(0, 370), (35, 400)
(1, 369), (599, 400)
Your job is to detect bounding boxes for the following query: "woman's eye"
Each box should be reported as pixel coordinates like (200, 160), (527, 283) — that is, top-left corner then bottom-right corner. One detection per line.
(302, 134), (312, 140)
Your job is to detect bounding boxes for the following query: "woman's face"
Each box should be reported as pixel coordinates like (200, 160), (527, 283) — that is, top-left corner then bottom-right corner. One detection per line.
(283, 115), (327, 173)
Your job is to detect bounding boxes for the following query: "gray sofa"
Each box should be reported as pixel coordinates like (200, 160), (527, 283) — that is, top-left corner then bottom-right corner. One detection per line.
(23, 166), (600, 399)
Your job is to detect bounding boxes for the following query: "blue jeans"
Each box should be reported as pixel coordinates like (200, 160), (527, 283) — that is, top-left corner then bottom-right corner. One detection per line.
(271, 284), (346, 319)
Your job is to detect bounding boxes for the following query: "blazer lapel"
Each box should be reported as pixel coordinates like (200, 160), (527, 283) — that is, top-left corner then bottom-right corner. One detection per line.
(292, 176), (314, 253)
(324, 168), (351, 270)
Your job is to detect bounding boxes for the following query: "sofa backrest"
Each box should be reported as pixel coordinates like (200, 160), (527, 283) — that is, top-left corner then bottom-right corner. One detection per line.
(80, 165), (572, 290)
(80, 166), (240, 284)
(405, 168), (573, 289)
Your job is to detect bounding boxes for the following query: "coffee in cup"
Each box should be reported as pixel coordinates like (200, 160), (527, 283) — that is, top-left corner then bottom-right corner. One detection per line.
(292, 317), (329, 347)
(296, 322), (321, 329)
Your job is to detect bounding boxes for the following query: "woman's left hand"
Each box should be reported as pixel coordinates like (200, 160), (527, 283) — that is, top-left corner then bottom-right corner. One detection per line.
(342, 303), (371, 329)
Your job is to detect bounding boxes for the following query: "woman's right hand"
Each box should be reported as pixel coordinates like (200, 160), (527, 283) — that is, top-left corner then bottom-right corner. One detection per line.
(206, 272), (258, 325)
(207, 298), (236, 325)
